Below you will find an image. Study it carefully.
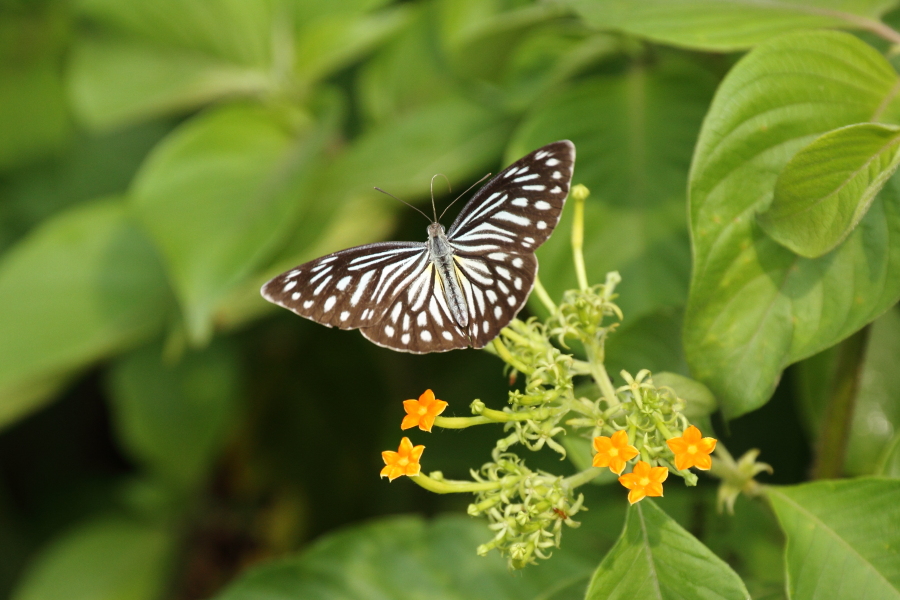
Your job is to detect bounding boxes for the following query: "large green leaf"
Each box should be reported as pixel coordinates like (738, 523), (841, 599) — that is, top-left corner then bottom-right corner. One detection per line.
(10, 516), (174, 600)
(509, 56), (716, 321)
(685, 31), (900, 418)
(767, 478), (900, 599)
(760, 123), (900, 258)
(68, 36), (273, 130)
(569, 0), (898, 51)
(69, 0), (277, 128)
(0, 199), (172, 429)
(213, 514), (605, 600)
(107, 340), (240, 488)
(132, 103), (327, 344)
(584, 499), (750, 599)
(293, 6), (411, 86)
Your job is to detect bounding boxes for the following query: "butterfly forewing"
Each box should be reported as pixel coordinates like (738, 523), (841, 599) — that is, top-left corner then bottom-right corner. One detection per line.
(360, 265), (470, 353)
(260, 242), (426, 329)
(448, 140), (574, 255)
(260, 140), (576, 353)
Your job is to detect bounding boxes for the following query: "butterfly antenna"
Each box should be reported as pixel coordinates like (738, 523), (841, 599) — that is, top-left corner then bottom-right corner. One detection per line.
(439, 172), (492, 221)
(430, 174), (451, 223)
(373, 187), (432, 223)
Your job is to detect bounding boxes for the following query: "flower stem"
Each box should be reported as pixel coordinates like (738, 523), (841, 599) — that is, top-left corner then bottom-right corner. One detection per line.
(532, 275), (557, 314)
(491, 337), (532, 374)
(583, 336), (619, 407)
(811, 325), (870, 479)
(563, 467), (604, 489)
(411, 472), (502, 494)
(433, 415), (493, 428)
(570, 184), (590, 292)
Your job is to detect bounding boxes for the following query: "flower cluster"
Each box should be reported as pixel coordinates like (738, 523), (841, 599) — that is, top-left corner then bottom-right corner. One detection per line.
(378, 185), (765, 568)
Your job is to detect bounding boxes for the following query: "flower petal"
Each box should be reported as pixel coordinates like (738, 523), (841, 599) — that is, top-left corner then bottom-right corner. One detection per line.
(382, 450), (398, 464)
(609, 456), (626, 475)
(401, 415), (419, 430)
(410, 444), (425, 461)
(683, 425), (702, 443)
(593, 436), (612, 452)
(645, 482), (664, 497)
(420, 389), (435, 404)
(593, 453), (611, 468)
(627, 488), (647, 504)
(611, 430), (630, 447)
(650, 466), (669, 483)
(621, 445), (639, 461)
(698, 437), (717, 454)
(430, 400), (449, 416)
(667, 437), (688, 453)
(398, 437), (414, 454)
(420, 414), (435, 432)
(694, 453), (712, 470)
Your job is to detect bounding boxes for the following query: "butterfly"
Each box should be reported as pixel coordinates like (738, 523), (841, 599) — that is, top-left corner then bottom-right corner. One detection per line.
(260, 140), (575, 354)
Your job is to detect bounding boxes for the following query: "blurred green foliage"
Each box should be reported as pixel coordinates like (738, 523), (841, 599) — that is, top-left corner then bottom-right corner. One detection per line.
(1, 0), (900, 598)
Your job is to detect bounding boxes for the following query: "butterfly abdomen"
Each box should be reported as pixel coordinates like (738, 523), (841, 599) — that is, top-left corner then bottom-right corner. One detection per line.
(428, 226), (469, 329)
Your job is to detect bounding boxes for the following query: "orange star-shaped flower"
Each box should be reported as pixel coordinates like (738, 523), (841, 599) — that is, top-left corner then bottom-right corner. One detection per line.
(401, 389), (448, 432)
(666, 425), (717, 471)
(380, 437), (424, 481)
(592, 430), (639, 475)
(618, 460), (668, 505)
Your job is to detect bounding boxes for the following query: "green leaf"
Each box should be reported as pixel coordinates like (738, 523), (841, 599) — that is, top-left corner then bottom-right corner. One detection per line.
(569, 0), (898, 51)
(213, 514), (601, 600)
(132, 103), (326, 344)
(509, 55), (715, 321)
(68, 37), (272, 130)
(294, 6), (411, 85)
(356, 5), (458, 126)
(107, 340), (240, 488)
(10, 517), (174, 600)
(766, 478), (900, 599)
(760, 123), (900, 258)
(605, 308), (689, 381)
(585, 499), (750, 599)
(0, 14), (70, 168)
(685, 31), (900, 418)
(75, 0), (274, 65)
(0, 199), (172, 429)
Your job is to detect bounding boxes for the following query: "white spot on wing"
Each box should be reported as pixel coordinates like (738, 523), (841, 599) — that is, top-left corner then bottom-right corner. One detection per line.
(442, 331), (453, 341)
(336, 276), (352, 291)
(303, 300), (313, 309)
(513, 173), (539, 182)
(512, 257), (523, 268)
(421, 331), (432, 342)
(514, 277), (523, 290)
(523, 185), (546, 191)
(511, 198), (528, 207)
(292, 292), (300, 300)
(324, 296), (336, 311)
(546, 158), (559, 166)
(402, 314), (410, 331)
(417, 312), (427, 326)
(537, 221), (547, 230)
(493, 211), (530, 226)
(283, 280), (297, 292)
(385, 325), (394, 337)
(486, 290), (498, 303)
(391, 302), (403, 323)
(350, 270), (375, 306)
(314, 276), (332, 295)
(507, 295), (517, 306)
(551, 186), (562, 193)
(534, 201), (551, 210)
(340, 311), (350, 321)
(494, 306), (502, 319)
(496, 266), (511, 280)
(401, 333), (410, 344)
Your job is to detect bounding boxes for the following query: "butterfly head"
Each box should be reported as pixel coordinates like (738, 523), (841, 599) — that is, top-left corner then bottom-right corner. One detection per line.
(427, 222), (446, 237)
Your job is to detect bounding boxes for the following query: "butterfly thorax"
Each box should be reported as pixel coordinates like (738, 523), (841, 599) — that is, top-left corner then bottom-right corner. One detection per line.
(427, 222), (469, 329)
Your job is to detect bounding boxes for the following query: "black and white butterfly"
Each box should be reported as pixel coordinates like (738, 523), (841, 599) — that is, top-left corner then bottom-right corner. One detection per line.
(260, 140), (575, 353)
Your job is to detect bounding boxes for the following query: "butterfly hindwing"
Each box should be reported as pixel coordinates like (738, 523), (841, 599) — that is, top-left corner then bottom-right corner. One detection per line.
(452, 251), (538, 348)
(260, 242), (427, 330)
(360, 263), (470, 353)
(448, 140), (574, 255)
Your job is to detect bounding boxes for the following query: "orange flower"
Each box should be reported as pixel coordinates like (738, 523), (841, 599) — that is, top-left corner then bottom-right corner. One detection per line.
(380, 437), (424, 481)
(666, 425), (717, 471)
(592, 430), (639, 475)
(401, 389), (448, 432)
(618, 460), (668, 504)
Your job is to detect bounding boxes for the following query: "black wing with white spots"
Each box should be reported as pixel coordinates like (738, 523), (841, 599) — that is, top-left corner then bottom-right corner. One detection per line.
(448, 140), (574, 255)
(260, 242), (426, 330)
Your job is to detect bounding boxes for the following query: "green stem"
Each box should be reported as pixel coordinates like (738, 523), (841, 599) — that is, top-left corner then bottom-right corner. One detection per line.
(583, 337), (619, 407)
(533, 275), (557, 314)
(571, 186), (590, 292)
(411, 472), (503, 494)
(563, 467), (604, 489)
(433, 415), (493, 428)
(811, 325), (871, 479)
(491, 337), (532, 374)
